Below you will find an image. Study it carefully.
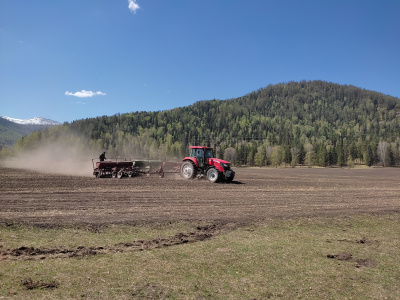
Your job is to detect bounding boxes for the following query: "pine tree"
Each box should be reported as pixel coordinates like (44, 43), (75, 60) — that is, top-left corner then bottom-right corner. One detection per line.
(365, 144), (374, 167)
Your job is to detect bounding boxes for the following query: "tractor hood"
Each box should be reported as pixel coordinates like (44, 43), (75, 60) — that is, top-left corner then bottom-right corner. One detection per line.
(207, 158), (231, 165)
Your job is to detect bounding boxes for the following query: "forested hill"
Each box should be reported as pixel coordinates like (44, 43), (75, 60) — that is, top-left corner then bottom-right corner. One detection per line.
(11, 80), (400, 167)
(0, 118), (58, 148)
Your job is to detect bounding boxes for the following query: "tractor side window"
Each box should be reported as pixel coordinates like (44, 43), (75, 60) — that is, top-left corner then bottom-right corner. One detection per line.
(197, 149), (204, 157)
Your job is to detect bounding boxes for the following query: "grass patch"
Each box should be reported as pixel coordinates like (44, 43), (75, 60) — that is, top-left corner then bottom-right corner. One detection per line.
(1, 214), (399, 299)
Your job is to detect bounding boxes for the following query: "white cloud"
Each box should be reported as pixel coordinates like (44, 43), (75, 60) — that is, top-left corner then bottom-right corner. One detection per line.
(65, 90), (106, 98)
(128, 0), (140, 13)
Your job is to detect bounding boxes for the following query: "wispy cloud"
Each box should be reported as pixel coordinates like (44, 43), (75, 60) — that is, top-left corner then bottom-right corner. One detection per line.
(65, 90), (106, 98)
(128, 0), (140, 13)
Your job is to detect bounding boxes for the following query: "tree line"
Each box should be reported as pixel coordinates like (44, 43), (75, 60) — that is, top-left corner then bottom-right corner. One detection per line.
(4, 80), (400, 167)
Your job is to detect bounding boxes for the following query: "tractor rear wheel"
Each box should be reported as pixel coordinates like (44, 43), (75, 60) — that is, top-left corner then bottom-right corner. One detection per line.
(207, 168), (220, 183)
(181, 161), (196, 179)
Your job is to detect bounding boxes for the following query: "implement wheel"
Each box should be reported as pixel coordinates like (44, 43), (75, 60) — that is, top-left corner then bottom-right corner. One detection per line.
(181, 161), (196, 179)
(207, 168), (220, 183)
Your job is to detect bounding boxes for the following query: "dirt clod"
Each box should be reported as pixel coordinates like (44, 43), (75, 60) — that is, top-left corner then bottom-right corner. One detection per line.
(327, 253), (377, 268)
(355, 258), (377, 268)
(131, 282), (170, 299)
(22, 278), (59, 290)
(327, 252), (353, 261)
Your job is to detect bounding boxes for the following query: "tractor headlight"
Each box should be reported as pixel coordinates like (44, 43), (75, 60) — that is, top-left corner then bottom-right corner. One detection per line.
(220, 163), (230, 170)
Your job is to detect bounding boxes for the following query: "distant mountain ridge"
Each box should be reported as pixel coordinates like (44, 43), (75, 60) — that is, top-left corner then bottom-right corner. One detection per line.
(1, 116), (61, 126)
(0, 117), (60, 147)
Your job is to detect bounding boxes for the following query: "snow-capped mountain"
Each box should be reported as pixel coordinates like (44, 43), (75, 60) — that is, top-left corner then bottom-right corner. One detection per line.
(0, 116), (61, 147)
(1, 116), (61, 126)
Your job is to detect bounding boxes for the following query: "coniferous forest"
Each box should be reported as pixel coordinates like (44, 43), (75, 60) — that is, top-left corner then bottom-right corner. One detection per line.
(7, 80), (400, 167)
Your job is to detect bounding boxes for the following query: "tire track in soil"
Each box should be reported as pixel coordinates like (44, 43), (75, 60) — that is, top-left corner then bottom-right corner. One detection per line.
(0, 223), (234, 261)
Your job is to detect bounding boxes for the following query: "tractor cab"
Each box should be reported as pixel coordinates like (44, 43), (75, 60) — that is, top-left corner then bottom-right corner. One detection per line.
(188, 146), (214, 168)
(189, 146), (214, 158)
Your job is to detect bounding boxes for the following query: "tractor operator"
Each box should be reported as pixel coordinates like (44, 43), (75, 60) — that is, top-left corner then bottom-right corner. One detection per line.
(99, 152), (106, 161)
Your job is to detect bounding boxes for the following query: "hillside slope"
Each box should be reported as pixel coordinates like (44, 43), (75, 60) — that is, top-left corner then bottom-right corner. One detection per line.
(0, 118), (60, 147)
(8, 81), (400, 167)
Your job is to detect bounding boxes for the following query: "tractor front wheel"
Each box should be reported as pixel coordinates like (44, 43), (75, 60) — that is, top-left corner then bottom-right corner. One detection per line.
(207, 168), (220, 183)
(181, 161), (196, 179)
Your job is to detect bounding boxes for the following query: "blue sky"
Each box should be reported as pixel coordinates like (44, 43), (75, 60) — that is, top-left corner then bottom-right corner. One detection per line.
(1, 0), (399, 123)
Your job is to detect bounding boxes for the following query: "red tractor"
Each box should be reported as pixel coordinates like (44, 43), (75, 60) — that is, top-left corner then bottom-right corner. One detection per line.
(181, 146), (235, 183)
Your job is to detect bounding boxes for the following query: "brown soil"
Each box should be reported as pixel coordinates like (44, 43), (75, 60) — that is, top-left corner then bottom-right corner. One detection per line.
(1, 166), (399, 227)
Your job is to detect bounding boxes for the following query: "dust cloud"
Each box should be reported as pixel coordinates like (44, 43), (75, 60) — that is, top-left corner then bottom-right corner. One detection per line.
(2, 143), (98, 177)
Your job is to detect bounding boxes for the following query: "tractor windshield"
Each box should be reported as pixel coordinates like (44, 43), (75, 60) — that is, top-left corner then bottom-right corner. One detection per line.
(205, 148), (214, 158)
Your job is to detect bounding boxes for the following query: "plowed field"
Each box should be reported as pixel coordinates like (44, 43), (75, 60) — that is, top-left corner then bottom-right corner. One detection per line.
(1, 166), (399, 226)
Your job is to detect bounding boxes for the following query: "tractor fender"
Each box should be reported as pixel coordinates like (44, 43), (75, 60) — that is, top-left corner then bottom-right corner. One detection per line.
(205, 166), (222, 177)
(182, 157), (199, 168)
